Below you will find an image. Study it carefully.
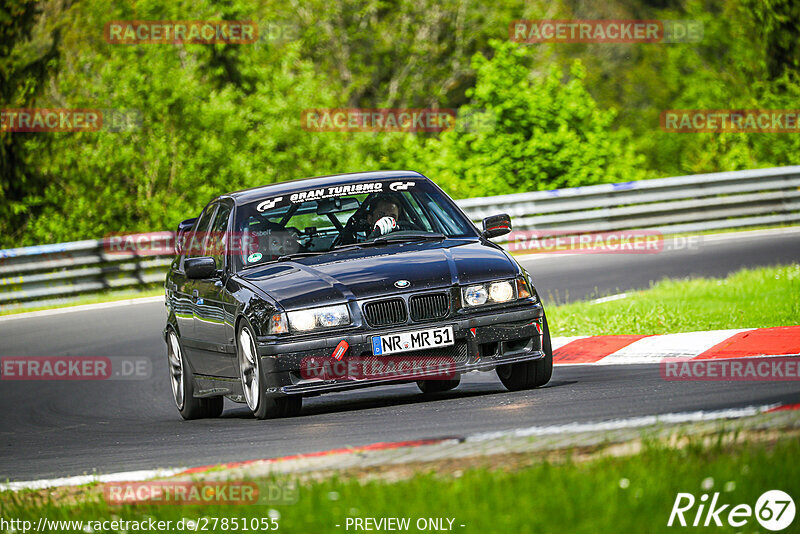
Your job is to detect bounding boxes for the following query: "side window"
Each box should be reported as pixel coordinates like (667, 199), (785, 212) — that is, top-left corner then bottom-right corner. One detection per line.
(186, 204), (218, 260)
(207, 204), (231, 270)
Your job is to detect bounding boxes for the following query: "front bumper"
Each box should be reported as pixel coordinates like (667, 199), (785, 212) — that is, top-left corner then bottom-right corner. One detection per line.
(256, 303), (545, 396)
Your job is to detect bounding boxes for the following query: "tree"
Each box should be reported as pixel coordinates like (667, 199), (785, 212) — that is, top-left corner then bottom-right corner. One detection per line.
(402, 41), (648, 198)
(0, 0), (66, 243)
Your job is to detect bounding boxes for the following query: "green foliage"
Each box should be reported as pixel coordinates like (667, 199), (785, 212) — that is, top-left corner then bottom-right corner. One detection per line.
(0, 0), (64, 244)
(555, 0), (800, 176)
(742, 0), (800, 79)
(1, 0), (800, 247)
(402, 41), (649, 198)
(13, 0), (398, 244)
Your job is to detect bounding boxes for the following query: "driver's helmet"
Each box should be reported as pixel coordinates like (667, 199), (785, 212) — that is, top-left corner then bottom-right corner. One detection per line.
(363, 193), (405, 225)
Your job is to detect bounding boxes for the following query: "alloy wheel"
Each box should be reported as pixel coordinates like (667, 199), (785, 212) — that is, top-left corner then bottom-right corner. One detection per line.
(167, 331), (184, 410)
(238, 326), (260, 411)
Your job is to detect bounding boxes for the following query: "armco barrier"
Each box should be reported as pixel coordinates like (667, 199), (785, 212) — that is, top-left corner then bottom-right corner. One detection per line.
(457, 166), (800, 238)
(0, 240), (172, 306)
(2, 166), (799, 307)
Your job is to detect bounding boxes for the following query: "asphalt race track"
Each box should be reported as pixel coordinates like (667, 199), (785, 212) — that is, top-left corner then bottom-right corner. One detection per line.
(1, 229), (799, 482)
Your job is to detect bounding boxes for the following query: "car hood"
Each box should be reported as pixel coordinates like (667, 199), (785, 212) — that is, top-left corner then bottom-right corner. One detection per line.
(237, 240), (520, 310)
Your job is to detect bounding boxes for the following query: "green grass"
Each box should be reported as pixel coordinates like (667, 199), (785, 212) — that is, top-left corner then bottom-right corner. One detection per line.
(0, 288), (163, 316)
(1, 432), (797, 533)
(546, 263), (800, 336)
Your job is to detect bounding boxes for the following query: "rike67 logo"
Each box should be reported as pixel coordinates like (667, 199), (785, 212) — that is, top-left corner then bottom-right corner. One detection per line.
(668, 490), (795, 531)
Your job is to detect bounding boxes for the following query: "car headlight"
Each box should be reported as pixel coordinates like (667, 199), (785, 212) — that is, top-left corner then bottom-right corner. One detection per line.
(489, 281), (514, 302)
(462, 280), (516, 307)
(287, 304), (351, 332)
(463, 285), (489, 306)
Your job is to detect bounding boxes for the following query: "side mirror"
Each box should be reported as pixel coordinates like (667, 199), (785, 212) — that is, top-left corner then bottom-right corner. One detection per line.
(175, 217), (198, 255)
(185, 257), (217, 279)
(481, 214), (512, 239)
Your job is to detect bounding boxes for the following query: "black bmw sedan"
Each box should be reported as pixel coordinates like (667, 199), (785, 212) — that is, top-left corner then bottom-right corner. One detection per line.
(164, 170), (552, 419)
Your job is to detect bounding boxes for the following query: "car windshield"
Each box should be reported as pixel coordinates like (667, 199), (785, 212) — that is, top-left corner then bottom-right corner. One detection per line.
(234, 179), (476, 269)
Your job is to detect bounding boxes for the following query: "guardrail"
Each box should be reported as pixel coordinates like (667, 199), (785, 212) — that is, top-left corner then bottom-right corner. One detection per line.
(0, 239), (172, 307)
(2, 166), (799, 308)
(457, 166), (800, 236)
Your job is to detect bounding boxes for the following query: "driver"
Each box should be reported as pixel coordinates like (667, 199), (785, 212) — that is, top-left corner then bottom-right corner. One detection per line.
(366, 196), (401, 238)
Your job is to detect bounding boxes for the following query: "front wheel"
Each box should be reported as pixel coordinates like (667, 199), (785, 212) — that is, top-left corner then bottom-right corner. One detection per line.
(496, 313), (553, 391)
(237, 320), (300, 420)
(167, 329), (222, 419)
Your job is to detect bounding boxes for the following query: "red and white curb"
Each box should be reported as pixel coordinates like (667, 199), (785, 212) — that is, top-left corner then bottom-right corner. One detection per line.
(552, 325), (800, 365)
(177, 438), (454, 476)
(0, 440), (455, 492)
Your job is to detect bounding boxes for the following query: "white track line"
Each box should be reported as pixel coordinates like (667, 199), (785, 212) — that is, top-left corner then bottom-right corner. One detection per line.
(0, 296), (163, 322)
(0, 468), (183, 492)
(467, 403), (780, 442)
(591, 293), (628, 304)
(698, 226), (800, 244)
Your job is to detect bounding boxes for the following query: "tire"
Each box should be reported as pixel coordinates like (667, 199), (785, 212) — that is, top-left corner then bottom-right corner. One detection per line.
(167, 329), (217, 420)
(416, 376), (461, 394)
(496, 312), (553, 391)
(533, 312), (554, 386)
(237, 319), (291, 420)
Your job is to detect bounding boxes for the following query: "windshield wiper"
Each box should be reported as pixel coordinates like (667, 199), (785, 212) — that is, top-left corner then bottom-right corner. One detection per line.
(329, 243), (366, 253)
(277, 251), (329, 261)
(370, 232), (446, 245)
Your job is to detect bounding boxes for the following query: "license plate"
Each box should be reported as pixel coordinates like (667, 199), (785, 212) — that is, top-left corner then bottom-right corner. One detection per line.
(372, 325), (454, 356)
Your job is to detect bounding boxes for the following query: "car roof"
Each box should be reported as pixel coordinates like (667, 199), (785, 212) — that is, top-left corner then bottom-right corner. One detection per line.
(221, 170), (428, 206)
